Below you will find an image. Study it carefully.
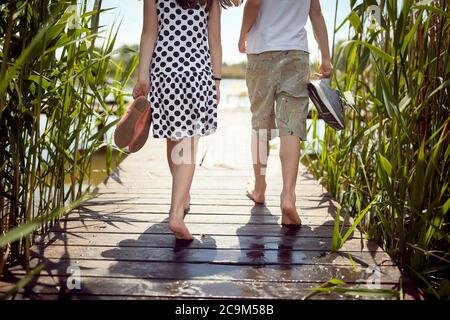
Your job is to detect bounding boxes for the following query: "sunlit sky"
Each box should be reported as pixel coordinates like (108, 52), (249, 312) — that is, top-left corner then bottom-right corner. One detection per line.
(97, 0), (351, 64)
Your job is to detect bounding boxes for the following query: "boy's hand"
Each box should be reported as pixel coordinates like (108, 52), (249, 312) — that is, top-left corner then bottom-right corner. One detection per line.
(314, 60), (333, 79)
(132, 79), (150, 99)
(238, 34), (247, 53)
(239, 0), (261, 54)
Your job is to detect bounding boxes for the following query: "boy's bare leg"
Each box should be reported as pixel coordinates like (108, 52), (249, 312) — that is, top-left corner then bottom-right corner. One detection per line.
(279, 135), (302, 225)
(247, 130), (269, 204)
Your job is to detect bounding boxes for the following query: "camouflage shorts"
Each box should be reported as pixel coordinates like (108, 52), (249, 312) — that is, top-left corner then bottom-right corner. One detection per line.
(246, 50), (310, 140)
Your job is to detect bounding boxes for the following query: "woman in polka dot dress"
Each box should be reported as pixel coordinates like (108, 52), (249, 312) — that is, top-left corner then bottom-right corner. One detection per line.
(133, 0), (238, 240)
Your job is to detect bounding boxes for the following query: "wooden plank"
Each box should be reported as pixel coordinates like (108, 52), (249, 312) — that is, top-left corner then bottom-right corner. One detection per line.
(1, 293), (397, 300)
(8, 259), (405, 284)
(99, 169), (314, 177)
(95, 187), (327, 196)
(5, 277), (400, 300)
(100, 180), (318, 186)
(84, 197), (329, 206)
(91, 187), (325, 197)
(60, 212), (349, 226)
(90, 195), (330, 204)
(106, 167), (312, 175)
(102, 169), (314, 178)
(99, 174), (317, 182)
(96, 184), (325, 193)
(0, 282), (14, 292)
(49, 220), (361, 238)
(38, 232), (376, 252)
(30, 245), (394, 266)
(97, 176), (323, 186)
(77, 203), (338, 215)
(101, 175), (318, 183)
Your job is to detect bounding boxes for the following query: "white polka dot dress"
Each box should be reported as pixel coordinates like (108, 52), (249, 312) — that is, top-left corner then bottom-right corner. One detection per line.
(150, 0), (218, 140)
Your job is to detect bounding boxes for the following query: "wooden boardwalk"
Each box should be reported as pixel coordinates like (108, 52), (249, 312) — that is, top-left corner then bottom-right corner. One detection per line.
(3, 108), (413, 300)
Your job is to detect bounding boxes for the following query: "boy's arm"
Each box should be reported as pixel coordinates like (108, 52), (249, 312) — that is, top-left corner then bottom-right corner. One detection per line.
(309, 0), (332, 78)
(238, 0), (261, 53)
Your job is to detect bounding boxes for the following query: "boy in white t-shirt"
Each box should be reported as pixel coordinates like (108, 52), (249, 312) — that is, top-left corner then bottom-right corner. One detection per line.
(239, 0), (332, 225)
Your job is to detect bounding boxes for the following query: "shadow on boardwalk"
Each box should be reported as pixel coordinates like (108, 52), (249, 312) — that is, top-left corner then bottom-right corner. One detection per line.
(1, 190), (410, 299)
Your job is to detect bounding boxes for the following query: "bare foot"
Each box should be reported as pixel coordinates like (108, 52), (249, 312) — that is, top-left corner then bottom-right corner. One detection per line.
(169, 211), (194, 240)
(246, 181), (266, 204)
(280, 192), (302, 225)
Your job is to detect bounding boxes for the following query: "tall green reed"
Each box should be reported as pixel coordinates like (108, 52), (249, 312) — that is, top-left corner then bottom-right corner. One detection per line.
(0, 0), (137, 277)
(304, 0), (449, 299)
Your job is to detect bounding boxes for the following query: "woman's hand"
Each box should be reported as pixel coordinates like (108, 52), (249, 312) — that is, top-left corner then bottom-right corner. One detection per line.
(215, 80), (221, 105)
(135, 0), (157, 99)
(132, 79), (150, 99)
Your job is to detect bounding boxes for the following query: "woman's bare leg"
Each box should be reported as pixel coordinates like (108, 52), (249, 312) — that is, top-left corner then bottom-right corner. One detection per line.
(167, 139), (190, 211)
(168, 137), (198, 239)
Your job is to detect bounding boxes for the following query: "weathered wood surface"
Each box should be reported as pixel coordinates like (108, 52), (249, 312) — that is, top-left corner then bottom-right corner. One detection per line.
(2, 108), (413, 300)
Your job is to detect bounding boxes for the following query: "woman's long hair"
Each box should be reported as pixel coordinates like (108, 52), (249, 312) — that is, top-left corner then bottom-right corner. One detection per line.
(175, 0), (240, 10)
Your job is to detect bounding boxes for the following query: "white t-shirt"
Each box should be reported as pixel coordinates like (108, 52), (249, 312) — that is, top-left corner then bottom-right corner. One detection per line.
(247, 0), (311, 54)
